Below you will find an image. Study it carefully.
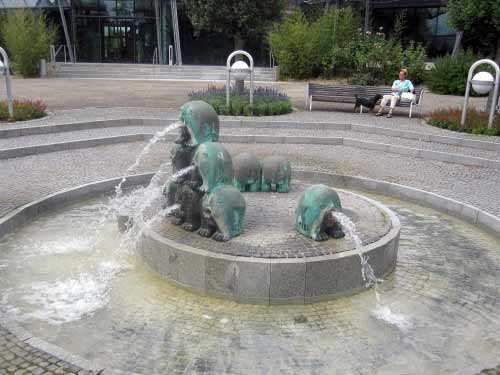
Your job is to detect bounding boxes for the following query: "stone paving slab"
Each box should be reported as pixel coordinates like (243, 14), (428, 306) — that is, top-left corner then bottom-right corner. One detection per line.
(0, 326), (96, 375)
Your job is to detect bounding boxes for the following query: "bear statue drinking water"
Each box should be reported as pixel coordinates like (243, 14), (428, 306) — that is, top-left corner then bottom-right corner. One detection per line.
(295, 184), (345, 241)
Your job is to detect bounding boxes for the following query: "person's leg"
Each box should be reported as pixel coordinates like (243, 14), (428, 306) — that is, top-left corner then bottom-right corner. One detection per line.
(387, 96), (399, 118)
(376, 95), (391, 115)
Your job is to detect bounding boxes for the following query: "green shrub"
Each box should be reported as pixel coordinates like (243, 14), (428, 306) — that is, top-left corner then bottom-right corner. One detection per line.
(351, 30), (426, 86)
(426, 50), (489, 96)
(189, 86), (293, 116)
(0, 99), (47, 122)
(401, 42), (426, 85)
(315, 7), (359, 77)
(267, 11), (318, 79)
(268, 8), (358, 79)
(0, 9), (57, 77)
(428, 107), (500, 136)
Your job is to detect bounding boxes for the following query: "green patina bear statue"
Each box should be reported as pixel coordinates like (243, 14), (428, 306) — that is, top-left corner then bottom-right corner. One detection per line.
(295, 184), (345, 242)
(180, 100), (219, 146)
(192, 142), (234, 194)
(192, 142), (245, 241)
(199, 185), (246, 242)
(261, 155), (291, 193)
(232, 152), (262, 192)
(163, 101), (220, 231)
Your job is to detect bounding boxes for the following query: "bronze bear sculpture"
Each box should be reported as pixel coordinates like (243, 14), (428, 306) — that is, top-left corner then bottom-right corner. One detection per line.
(295, 184), (345, 241)
(232, 152), (261, 192)
(261, 155), (291, 193)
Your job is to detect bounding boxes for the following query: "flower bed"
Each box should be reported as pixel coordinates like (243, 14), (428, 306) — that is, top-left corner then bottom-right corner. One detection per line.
(189, 86), (293, 116)
(0, 99), (47, 122)
(428, 107), (500, 136)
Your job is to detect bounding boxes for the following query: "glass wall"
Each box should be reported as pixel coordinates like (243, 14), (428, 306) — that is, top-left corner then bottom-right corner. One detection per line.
(372, 6), (456, 57)
(71, 0), (269, 65)
(72, 0), (157, 63)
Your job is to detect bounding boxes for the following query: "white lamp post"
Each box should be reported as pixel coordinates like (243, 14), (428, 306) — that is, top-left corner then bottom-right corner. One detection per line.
(0, 47), (14, 119)
(461, 59), (500, 129)
(226, 50), (254, 108)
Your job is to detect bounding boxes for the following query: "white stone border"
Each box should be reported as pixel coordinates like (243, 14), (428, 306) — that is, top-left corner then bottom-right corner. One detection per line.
(1, 117), (498, 152)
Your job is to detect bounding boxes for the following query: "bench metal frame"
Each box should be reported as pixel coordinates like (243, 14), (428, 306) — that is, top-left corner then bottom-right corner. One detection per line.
(306, 83), (424, 118)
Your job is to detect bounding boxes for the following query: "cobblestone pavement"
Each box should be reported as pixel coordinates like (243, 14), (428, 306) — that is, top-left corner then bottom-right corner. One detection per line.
(0, 326), (95, 375)
(154, 184), (390, 258)
(1, 107), (500, 374)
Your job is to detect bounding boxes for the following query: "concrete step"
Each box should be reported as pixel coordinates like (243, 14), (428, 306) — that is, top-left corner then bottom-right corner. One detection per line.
(54, 63), (277, 81)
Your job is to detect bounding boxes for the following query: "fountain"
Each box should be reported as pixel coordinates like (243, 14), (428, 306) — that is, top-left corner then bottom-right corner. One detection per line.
(135, 101), (400, 304)
(1, 100), (500, 374)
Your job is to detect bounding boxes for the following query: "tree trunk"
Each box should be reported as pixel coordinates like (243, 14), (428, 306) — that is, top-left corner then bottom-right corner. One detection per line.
(364, 0), (370, 32)
(486, 38), (500, 116)
(233, 34), (245, 95)
(451, 30), (463, 58)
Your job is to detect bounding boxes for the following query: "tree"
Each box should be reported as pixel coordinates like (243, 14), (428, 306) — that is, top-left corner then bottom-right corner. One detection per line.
(0, 9), (57, 77)
(448, 0), (500, 63)
(184, 0), (286, 52)
(448, 0), (500, 112)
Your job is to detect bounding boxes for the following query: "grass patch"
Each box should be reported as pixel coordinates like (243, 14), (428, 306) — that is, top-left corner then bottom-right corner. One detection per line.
(189, 86), (293, 116)
(0, 99), (48, 122)
(428, 107), (500, 136)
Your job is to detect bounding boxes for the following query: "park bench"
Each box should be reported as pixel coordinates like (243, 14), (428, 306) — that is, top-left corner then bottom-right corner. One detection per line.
(306, 83), (424, 118)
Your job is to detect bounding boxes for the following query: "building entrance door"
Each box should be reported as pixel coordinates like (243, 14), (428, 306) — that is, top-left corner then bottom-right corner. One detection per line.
(102, 20), (135, 62)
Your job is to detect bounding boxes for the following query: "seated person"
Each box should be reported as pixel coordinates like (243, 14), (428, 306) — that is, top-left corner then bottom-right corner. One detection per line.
(376, 68), (414, 118)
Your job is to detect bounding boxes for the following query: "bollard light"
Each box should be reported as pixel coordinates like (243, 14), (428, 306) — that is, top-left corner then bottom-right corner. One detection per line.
(471, 71), (495, 95)
(0, 47), (14, 118)
(226, 50), (255, 109)
(461, 59), (499, 129)
(231, 60), (250, 81)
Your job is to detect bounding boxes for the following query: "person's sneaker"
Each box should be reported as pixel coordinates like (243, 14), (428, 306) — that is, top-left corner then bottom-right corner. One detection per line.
(375, 112), (383, 116)
(386, 113), (393, 118)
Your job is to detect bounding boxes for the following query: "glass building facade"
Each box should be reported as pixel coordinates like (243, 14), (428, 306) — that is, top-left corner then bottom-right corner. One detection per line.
(1, 0), (457, 64)
(71, 0), (161, 63)
(295, 0), (456, 58)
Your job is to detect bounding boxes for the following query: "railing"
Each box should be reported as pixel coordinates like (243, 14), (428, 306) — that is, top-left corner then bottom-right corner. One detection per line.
(269, 50), (276, 68)
(169, 45), (174, 66)
(50, 44), (69, 65)
(152, 47), (159, 65)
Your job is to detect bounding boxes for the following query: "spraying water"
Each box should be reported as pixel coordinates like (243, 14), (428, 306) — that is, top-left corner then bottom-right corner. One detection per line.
(115, 121), (185, 197)
(332, 211), (378, 288)
(332, 211), (412, 332)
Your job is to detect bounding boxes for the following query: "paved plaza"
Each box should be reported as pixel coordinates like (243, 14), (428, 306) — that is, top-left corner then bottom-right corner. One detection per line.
(0, 77), (489, 115)
(0, 78), (499, 375)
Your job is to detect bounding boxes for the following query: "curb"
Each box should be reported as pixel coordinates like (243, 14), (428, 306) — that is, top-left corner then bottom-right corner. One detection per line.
(0, 134), (150, 159)
(1, 118), (499, 154)
(1, 132), (499, 169)
(0, 170), (499, 375)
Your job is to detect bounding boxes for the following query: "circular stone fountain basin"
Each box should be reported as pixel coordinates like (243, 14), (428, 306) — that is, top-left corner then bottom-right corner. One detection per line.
(137, 182), (400, 304)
